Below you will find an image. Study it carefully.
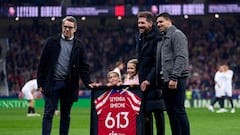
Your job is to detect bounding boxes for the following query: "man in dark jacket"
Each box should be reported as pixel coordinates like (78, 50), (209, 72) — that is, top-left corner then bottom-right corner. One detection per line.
(37, 16), (97, 135)
(136, 11), (165, 135)
(156, 12), (190, 135)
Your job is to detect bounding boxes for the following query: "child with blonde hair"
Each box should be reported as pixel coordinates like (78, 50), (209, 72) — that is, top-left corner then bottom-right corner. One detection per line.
(106, 71), (122, 86)
(123, 59), (139, 86)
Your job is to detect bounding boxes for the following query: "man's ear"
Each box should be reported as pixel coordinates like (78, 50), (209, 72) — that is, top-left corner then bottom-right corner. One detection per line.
(150, 20), (154, 25)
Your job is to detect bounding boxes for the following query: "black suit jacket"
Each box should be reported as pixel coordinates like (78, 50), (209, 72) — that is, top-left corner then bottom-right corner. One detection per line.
(37, 34), (92, 102)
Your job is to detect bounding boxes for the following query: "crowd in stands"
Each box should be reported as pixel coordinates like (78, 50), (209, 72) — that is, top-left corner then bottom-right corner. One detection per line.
(0, 0), (239, 7)
(5, 15), (240, 99)
(0, 0), (61, 6)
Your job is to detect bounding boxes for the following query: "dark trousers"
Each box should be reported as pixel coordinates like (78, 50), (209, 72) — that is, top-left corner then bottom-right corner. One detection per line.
(144, 110), (165, 135)
(162, 78), (190, 135)
(211, 97), (224, 108)
(42, 81), (73, 135)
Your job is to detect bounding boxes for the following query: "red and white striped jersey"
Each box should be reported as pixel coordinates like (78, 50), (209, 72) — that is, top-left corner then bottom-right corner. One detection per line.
(94, 89), (141, 135)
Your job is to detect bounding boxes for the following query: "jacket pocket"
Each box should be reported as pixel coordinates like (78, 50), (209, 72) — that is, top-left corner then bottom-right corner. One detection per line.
(164, 59), (174, 72)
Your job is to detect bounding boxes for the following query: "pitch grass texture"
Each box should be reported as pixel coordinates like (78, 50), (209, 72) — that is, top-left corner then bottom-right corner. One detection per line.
(0, 108), (239, 135)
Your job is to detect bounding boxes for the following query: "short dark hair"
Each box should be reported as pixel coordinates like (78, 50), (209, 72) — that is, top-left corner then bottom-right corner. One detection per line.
(156, 12), (172, 23)
(137, 11), (155, 23)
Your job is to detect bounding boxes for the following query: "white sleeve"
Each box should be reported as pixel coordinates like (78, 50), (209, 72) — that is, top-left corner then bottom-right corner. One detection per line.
(225, 70), (233, 79)
(33, 79), (38, 90)
(214, 71), (220, 83)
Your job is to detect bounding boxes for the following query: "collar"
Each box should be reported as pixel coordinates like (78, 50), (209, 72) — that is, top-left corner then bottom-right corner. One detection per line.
(164, 25), (177, 38)
(61, 34), (74, 41)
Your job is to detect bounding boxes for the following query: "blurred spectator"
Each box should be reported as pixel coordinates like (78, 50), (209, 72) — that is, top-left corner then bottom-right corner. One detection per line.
(4, 15), (240, 98)
(1, 0), (238, 7)
(113, 61), (125, 81)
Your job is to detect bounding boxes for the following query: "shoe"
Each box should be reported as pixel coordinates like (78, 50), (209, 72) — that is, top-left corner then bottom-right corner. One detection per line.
(231, 108), (235, 113)
(55, 110), (60, 115)
(26, 113), (34, 117)
(33, 113), (41, 117)
(216, 108), (228, 113)
(208, 105), (214, 112)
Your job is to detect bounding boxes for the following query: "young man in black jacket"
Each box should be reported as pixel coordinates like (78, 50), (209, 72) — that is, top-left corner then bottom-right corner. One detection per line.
(156, 12), (190, 135)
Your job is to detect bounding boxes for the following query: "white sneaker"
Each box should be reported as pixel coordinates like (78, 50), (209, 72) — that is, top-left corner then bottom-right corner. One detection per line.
(216, 108), (228, 113)
(208, 105), (214, 112)
(55, 110), (60, 115)
(33, 113), (41, 117)
(26, 113), (34, 117)
(230, 108), (235, 113)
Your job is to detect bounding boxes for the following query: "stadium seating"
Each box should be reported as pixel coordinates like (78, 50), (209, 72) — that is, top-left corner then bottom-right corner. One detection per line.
(2, 8), (240, 99)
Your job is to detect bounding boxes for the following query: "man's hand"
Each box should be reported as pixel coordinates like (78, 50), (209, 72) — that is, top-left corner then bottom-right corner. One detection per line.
(89, 82), (101, 88)
(168, 80), (177, 89)
(140, 80), (150, 92)
(39, 87), (44, 93)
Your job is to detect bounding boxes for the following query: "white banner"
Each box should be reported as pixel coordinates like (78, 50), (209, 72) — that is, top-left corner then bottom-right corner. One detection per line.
(185, 99), (240, 108)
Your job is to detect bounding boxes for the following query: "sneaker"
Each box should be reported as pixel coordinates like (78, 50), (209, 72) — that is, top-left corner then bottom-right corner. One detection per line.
(33, 113), (41, 117)
(208, 105), (214, 112)
(216, 108), (228, 113)
(55, 110), (60, 115)
(230, 108), (235, 113)
(26, 113), (34, 117)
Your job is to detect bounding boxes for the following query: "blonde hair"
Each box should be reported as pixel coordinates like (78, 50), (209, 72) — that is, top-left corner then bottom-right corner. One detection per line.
(127, 59), (138, 71)
(107, 71), (120, 79)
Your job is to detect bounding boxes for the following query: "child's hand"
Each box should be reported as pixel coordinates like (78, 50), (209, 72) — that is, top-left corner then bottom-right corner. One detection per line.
(106, 83), (112, 87)
(116, 82), (122, 86)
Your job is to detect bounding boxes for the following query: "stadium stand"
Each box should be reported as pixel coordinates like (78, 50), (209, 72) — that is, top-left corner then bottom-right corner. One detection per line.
(1, 0), (239, 6)
(2, 14), (240, 99)
(0, 1), (239, 99)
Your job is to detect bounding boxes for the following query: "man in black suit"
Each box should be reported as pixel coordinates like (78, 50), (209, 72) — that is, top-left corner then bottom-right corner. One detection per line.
(136, 11), (165, 135)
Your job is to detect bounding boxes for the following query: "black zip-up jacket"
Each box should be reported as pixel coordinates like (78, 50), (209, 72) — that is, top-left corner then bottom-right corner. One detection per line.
(136, 26), (165, 111)
(37, 34), (92, 102)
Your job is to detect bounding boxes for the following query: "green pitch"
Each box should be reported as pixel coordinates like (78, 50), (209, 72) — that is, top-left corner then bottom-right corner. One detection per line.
(0, 107), (239, 135)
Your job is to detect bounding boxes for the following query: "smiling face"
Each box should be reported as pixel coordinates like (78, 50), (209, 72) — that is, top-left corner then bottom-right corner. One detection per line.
(107, 72), (121, 85)
(62, 20), (76, 39)
(156, 16), (172, 32)
(138, 17), (153, 34)
(127, 63), (137, 78)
